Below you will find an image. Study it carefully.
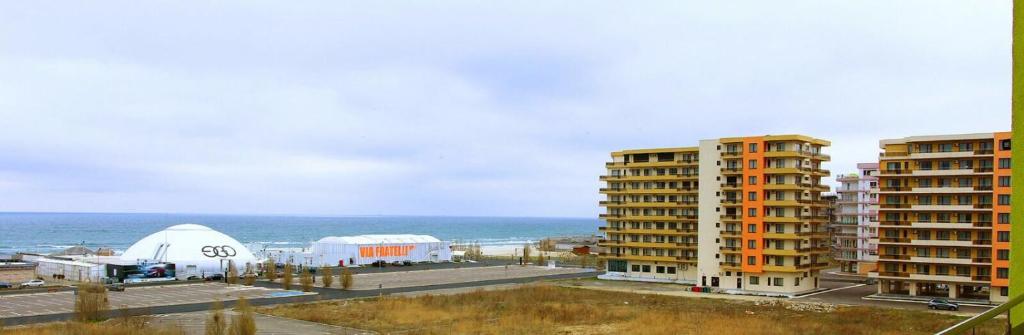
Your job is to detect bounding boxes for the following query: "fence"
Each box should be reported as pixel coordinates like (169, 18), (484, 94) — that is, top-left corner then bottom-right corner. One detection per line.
(935, 293), (1024, 334)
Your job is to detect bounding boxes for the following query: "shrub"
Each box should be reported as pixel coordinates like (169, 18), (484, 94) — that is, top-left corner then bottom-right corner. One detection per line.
(205, 300), (226, 335)
(522, 243), (531, 265)
(228, 297), (256, 335)
(226, 261), (238, 285)
(321, 267), (334, 288)
(341, 267), (354, 290)
(299, 268), (314, 292)
(74, 281), (109, 322)
(281, 262), (293, 290)
(536, 252), (546, 266)
(263, 258), (277, 282)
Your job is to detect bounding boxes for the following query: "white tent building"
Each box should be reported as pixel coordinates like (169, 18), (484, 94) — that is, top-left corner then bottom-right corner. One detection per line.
(121, 224), (258, 278)
(311, 234), (451, 267)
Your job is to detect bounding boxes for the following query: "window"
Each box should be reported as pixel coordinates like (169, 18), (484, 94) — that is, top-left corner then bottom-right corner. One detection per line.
(998, 231), (1010, 242)
(608, 260), (628, 272)
(938, 143), (953, 152)
(999, 213), (1010, 224)
(748, 160), (757, 169)
(919, 144), (933, 153)
(641, 265), (651, 273)
(920, 161), (933, 170)
(960, 142), (974, 152)
(772, 277), (784, 286)
(748, 176), (757, 185)
(749, 143), (758, 153)
(747, 256), (756, 265)
(748, 192), (756, 201)
(1000, 139), (1011, 151)
(656, 266), (665, 274)
(998, 249), (1010, 261)
(1000, 176), (1011, 187)
(749, 276), (759, 285)
(748, 208), (757, 217)
(1000, 158), (1011, 169)
(631, 265), (641, 272)
(1002, 287), (1010, 297)
(999, 195), (1011, 206)
(748, 224), (756, 233)
(747, 240), (756, 249)
(998, 268), (1009, 279)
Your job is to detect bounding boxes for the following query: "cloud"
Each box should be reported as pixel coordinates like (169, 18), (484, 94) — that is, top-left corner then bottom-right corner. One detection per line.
(0, 1), (1011, 216)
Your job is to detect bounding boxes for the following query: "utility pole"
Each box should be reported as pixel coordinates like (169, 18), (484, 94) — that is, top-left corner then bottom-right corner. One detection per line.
(1011, 1), (1024, 332)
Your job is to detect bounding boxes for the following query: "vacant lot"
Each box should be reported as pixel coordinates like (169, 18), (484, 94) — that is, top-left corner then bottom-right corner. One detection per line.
(259, 284), (1004, 335)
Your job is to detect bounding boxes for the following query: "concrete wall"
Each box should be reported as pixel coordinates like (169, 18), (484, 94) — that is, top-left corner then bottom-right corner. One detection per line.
(697, 139), (722, 282)
(0, 268), (36, 283)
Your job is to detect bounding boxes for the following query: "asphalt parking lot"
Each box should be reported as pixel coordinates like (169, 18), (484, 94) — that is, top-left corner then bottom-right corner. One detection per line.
(298, 265), (592, 290)
(793, 282), (989, 315)
(0, 283), (313, 318)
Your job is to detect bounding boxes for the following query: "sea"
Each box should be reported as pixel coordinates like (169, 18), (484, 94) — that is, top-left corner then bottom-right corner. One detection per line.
(0, 212), (602, 255)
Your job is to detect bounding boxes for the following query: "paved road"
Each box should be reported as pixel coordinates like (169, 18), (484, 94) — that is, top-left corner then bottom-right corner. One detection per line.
(0, 268), (600, 326)
(0, 283), (310, 319)
(794, 281), (990, 315)
(297, 265), (586, 290)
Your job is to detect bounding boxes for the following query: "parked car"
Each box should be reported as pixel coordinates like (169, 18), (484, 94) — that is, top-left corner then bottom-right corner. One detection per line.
(20, 279), (45, 288)
(105, 283), (126, 292)
(402, 260), (413, 266)
(390, 261), (404, 266)
(0, 281), (12, 289)
(928, 299), (959, 311)
(370, 260), (388, 267)
(206, 274), (224, 281)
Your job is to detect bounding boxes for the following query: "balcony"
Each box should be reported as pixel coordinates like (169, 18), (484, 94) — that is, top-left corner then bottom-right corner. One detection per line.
(879, 254), (911, 260)
(720, 230), (742, 237)
(880, 203), (912, 209)
(721, 167), (743, 175)
(598, 213), (623, 218)
(719, 261), (741, 267)
(879, 237), (911, 243)
(721, 151), (743, 157)
(721, 182), (743, 190)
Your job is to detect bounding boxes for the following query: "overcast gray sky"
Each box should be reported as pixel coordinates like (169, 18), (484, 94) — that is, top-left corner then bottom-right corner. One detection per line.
(0, 1), (1012, 217)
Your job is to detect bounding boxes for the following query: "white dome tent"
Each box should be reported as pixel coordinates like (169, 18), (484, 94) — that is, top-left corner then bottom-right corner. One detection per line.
(121, 224), (258, 278)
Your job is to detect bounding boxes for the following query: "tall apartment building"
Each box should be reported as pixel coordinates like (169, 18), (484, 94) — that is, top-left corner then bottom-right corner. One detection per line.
(833, 163), (879, 274)
(871, 132), (1012, 303)
(598, 135), (831, 295)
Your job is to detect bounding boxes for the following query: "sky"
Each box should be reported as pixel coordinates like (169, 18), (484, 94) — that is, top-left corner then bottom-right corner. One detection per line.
(0, 1), (1012, 218)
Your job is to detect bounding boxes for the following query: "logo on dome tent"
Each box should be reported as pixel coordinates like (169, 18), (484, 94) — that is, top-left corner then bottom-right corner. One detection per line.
(201, 245), (237, 258)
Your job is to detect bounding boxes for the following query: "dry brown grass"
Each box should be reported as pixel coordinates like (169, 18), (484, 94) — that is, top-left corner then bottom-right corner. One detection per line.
(226, 262), (239, 285)
(321, 267), (334, 288)
(74, 281), (109, 322)
(341, 267), (353, 290)
(2, 320), (186, 335)
(205, 300), (226, 335)
(259, 284), (1005, 335)
(281, 262), (293, 290)
(228, 297), (256, 335)
(299, 268), (314, 292)
(263, 258), (277, 282)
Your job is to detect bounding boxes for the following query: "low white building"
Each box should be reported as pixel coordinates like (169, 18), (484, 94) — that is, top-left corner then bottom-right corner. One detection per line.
(309, 234), (452, 267)
(120, 224), (259, 278)
(20, 255), (105, 282)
